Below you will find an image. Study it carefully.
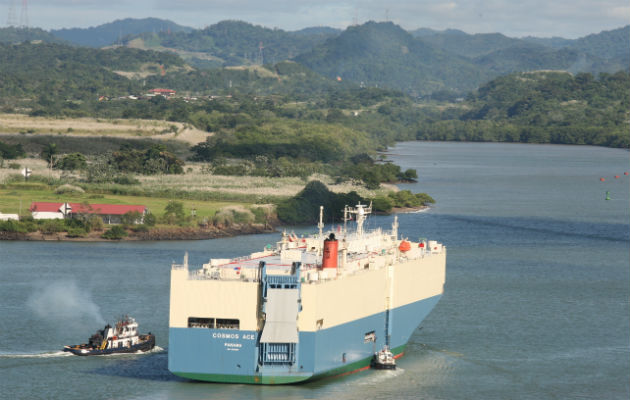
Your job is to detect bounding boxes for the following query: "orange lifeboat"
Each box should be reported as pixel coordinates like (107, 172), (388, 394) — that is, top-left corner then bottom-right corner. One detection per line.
(399, 240), (411, 252)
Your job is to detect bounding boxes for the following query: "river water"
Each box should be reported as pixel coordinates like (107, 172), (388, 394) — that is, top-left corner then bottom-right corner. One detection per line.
(1, 142), (628, 399)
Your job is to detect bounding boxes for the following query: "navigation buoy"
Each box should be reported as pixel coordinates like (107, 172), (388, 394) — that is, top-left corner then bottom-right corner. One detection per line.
(615, 175), (620, 179)
(605, 191), (611, 200)
(600, 178), (605, 182)
(625, 172), (629, 176)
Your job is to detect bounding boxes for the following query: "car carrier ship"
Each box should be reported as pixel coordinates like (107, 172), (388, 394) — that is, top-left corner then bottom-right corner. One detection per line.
(168, 204), (446, 384)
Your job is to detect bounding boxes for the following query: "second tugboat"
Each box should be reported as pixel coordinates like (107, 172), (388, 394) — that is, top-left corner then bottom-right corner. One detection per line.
(63, 316), (155, 356)
(371, 345), (396, 370)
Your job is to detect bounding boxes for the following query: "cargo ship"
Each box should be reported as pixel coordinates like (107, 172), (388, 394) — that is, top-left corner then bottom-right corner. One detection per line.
(168, 204), (446, 384)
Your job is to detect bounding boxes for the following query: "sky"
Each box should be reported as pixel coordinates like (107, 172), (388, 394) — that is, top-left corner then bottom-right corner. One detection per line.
(5, 0), (630, 39)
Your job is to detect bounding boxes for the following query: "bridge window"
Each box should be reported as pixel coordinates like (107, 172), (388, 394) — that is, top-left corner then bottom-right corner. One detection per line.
(188, 317), (214, 329)
(216, 318), (240, 330)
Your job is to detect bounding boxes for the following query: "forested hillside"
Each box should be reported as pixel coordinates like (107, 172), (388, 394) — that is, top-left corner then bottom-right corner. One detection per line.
(0, 42), (184, 103)
(129, 20), (337, 67)
(51, 18), (193, 47)
(295, 22), (492, 95)
(417, 71), (630, 148)
(417, 25), (630, 77)
(0, 27), (66, 44)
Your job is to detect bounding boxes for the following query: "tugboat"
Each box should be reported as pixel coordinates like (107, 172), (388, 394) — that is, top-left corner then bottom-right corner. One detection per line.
(63, 316), (155, 356)
(371, 345), (397, 370)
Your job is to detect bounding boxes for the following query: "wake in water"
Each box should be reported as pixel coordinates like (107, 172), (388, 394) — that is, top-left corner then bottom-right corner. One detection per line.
(359, 368), (406, 385)
(0, 346), (164, 359)
(101, 345), (166, 357)
(0, 351), (72, 359)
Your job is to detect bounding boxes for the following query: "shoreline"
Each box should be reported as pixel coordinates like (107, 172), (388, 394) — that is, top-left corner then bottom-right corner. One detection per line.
(0, 208), (430, 242)
(0, 223), (276, 242)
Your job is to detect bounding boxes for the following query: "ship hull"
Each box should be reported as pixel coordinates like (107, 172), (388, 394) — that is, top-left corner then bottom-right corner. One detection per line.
(168, 294), (441, 384)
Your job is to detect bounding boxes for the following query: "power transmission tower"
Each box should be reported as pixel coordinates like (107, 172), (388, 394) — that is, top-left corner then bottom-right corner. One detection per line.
(19, 0), (28, 28)
(256, 41), (264, 65)
(6, 0), (17, 27)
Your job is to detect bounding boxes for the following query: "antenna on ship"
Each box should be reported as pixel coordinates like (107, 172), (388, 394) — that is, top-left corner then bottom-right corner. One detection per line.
(318, 206), (324, 238)
(347, 202), (371, 237)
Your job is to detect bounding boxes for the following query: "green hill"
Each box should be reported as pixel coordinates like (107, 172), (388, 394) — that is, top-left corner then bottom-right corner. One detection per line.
(568, 26), (630, 70)
(416, 25), (630, 76)
(129, 20), (337, 67)
(473, 43), (580, 74)
(295, 21), (492, 95)
(413, 29), (522, 58)
(51, 18), (193, 48)
(0, 27), (66, 44)
(0, 42), (184, 103)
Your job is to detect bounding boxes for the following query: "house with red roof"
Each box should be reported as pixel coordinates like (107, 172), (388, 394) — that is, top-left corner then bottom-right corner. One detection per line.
(29, 202), (147, 224)
(148, 88), (176, 97)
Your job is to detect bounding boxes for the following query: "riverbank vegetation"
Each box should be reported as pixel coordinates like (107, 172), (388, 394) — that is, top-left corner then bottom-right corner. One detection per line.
(1, 39), (627, 238)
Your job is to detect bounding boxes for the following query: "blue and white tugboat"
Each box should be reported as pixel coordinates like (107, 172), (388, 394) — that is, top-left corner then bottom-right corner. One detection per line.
(371, 345), (396, 370)
(63, 316), (155, 356)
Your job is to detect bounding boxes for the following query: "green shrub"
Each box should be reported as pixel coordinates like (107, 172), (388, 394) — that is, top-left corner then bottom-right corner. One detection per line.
(40, 219), (66, 234)
(86, 215), (104, 232)
(131, 224), (149, 233)
(54, 184), (85, 194)
(8, 162), (21, 169)
(113, 175), (140, 185)
(212, 206), (255, 227)
(66, 227), (87, 238)
(162, 200), (187, 225)
(57, 153), (87, 170)
(121, 210), (142, 226)
(371, 195), (394, 213)
(0, 220), (27, 233)
(143, 212), (156, 227)
(276, 180), (364, 224)
(101, 225), (128, 239)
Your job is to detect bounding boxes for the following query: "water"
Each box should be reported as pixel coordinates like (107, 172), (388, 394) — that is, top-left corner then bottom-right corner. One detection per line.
(1, 142), (628, 399)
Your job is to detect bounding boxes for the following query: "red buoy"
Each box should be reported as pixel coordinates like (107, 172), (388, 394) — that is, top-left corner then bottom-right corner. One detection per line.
(600, 178), (605, 182)
(322, 234), (338, 269)
(615, 175), (620, 179)
(625, 172), (629, 176)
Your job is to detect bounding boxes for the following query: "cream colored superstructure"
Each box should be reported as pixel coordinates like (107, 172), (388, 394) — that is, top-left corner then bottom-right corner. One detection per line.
(170, 232), (445, 334)
(297, 251), (445, 331)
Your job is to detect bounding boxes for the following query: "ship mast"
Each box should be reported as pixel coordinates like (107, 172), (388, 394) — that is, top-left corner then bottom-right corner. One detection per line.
(347, 202), (372, 237)
(318, 206), (324, 238)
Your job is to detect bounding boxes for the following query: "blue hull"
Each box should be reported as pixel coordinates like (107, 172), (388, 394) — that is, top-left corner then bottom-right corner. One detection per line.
(168, 294), (441, 384)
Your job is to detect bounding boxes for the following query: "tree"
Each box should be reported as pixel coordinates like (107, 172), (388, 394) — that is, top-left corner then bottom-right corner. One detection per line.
(57, 153), (87, 170)
(121, 210), (142, 226)
(41, 143), (58, 167)
(163, 200), (186, 225)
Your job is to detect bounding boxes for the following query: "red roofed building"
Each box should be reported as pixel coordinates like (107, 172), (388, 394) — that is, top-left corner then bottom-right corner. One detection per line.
(29, 202), (147, 224)
(148, 88), (176, 97)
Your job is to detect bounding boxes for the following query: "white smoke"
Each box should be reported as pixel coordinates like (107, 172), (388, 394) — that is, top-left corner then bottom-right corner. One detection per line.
(27, 281), (105, 327)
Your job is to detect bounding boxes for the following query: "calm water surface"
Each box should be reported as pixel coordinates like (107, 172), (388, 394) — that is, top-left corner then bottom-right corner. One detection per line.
(1, 142), (628, 399)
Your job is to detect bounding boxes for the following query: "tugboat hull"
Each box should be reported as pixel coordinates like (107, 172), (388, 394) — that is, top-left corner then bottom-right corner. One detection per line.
(64, 334), (155, 356)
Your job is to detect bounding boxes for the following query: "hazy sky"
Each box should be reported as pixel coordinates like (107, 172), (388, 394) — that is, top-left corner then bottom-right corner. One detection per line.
(6, 0), (629, 38)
